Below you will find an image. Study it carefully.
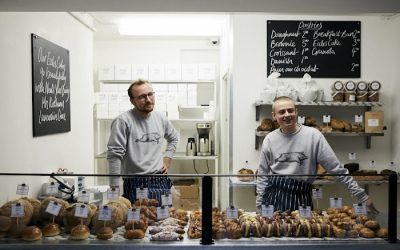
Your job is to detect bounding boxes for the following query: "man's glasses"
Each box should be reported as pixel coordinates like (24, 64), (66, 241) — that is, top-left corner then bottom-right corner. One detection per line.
(133, 92), (155, 101)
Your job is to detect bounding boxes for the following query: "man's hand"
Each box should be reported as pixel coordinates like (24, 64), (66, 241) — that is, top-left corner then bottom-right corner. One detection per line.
(161, 157), (172, 174)
(365, 197), (379, 217)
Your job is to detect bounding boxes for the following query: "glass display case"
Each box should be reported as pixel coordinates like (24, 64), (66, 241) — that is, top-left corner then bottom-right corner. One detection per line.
(0, 172), (397, 249)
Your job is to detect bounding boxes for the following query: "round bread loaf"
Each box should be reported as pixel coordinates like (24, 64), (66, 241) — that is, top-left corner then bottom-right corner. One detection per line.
(20, 197), (41, 225)
(7, 223), (27, 238)
(42, 223), (60, 237)
(0, 215), (12, 232)
(0, 199), (34, 225)
(21, 226), (42, 241)
(69, 224), (90, 240)
(92, 203), (124, 232)
(237, 168), (254, 182)
(97, 226), (113, 240)
(63, 203), (96, 233)
(39, 196), (70, 225)
(124, 229), (145, 239)
(364, 220), (380, 230)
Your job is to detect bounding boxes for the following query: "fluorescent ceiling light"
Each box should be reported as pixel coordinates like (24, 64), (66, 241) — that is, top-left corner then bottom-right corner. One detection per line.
(118, 15), (223, 37)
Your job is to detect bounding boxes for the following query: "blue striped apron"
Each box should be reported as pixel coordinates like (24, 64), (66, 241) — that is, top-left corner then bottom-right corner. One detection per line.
(122, 174), (172, 203)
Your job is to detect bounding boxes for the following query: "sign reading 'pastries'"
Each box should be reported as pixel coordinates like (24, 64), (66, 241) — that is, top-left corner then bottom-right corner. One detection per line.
(267, 20), (361, 78)
(31, 34), (70, 137)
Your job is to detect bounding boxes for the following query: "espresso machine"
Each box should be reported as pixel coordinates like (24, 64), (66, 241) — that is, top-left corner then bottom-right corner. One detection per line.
(196, 122), (212, 156)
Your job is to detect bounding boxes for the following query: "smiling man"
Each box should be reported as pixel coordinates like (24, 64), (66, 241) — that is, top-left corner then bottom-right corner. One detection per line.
(256, 96), (378, 213)
(107, 79), (178, 203)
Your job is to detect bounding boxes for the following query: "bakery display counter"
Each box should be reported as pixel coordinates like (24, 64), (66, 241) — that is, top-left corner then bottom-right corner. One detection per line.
(0, 173), (397, 249)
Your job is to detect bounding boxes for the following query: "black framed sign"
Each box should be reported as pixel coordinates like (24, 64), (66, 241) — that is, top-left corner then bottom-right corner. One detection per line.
(31, 33), (70, 137)
(267, 20), (361, 78)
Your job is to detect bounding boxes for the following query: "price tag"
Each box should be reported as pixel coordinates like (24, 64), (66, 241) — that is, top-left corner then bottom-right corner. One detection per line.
(349, 152), (356, 161)
(329, 197), (342, 208)
(323, 115), (331, 123)
(299, 205), (312, 218)
(261, 205), (274, 218)
(11, 203), (25, 217)
(312, 188), (323, 199)
(355, 115), (363, 123)
(226, 206), (238, 219)
(353, 203), (367, 215)
(74, 204), (89, 218)
(127, 208), (141, 221)
(161, 193), (172, 206)
(107, 187), (120, 200)
(99, 205), (112, 221)
(136, 188), (149, 200)
(368, 160), (376, 168)
(77, 190), (90, 203)
(46, 182), (59, 195)
(45, 200), (62, 216)
(298, 116), (305, 124)
(156, 206), (169, 220)
(387, 161), (397, 170)
(16, 183), (29, 196)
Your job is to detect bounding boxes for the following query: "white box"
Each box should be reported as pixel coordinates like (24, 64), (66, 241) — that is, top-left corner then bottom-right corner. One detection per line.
(108, 103), (119, 112)
(167, 103), (179, 113)
(178, 92), (188, 105)
(132, 64), (149, 80)
(100, 83), (115, 92)
(167, 93), (178, 104)
(98, 64), (114, 80)
(152, 84), (168, 93)
(155, 92), (168, 103)
(155, 103), (167, 112)
(95, 92), (108, 104)
(168, 111), (180, 120)
(108, 93), (120, 104)
(108, 110), (119, 119)
(198, 63), (216, 80)
(165, 64), (182, 80)
(96, 103), (108, 119)
(115, 64), (132, 80)
(148, 64), (165, 81)
(119, 103), (132, 113)
(118, 94), (130, 104)
(187, 93), (197, 106)
(168, 84), (178, 92)
(182, 64), (198, 81)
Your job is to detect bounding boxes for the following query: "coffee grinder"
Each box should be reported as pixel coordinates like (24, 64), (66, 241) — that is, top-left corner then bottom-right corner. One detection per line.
(196, 122), (212, 156)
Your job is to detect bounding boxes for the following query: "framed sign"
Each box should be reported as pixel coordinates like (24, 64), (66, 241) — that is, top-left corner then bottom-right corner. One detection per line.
(267, 20), (361, 78)
(31, 33), (70, 136)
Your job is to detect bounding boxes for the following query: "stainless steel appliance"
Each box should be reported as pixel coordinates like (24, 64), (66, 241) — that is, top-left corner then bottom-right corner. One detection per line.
(186, 137), (197, 156)
(197, 122), (212, 156)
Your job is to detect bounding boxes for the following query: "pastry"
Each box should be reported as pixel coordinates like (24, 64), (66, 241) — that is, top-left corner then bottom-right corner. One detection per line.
(63, 203), (96, 233)
(364, 220), (380, 230)
(96, 226), (113, 240)
(257, 118), (274, 131)
(69, 224), (90, 240)
(42, 223), (61, 237)
(376, 228), (388, 238)
(21, 226), (42, 241)
(359, 227), (375, 238)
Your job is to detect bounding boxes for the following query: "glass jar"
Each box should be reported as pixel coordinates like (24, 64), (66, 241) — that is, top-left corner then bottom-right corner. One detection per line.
(344, 91), (356, 102)
(332, 91), (344, 102)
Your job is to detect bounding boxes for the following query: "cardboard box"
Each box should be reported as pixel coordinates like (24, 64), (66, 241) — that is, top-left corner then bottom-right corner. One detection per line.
(173, 198), (200, 211)
(365, 111), (384, 133)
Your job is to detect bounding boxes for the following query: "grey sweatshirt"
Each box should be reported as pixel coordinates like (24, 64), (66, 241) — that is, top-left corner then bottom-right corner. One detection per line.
(256, 125), (368, 208)
(107, 109), (178, 186)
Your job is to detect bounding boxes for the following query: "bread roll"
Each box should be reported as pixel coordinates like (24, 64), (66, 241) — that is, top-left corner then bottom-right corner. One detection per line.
(364, 220), (380, 230)
(376, 228), (388, 238)
(42, 223), (61, 237)
(21, 197), (41, 225)
(21, 226), (42, 241)
(237, 168), (254, 182)
(96, 226), (113, 240)
(124, 229), (145, 239)
(69, 224), (90, 240)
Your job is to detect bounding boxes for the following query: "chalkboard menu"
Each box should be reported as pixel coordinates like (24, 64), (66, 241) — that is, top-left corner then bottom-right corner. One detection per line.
(267, 20), (361, 78)
(31, 34), (70, 137)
